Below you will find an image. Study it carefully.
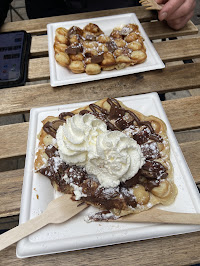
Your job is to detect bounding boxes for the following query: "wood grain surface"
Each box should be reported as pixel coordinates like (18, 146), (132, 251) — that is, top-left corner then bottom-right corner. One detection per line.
(30, 35), (200, 61)
(1, 231), (200, 266)
(153, 37), (200, 62)
(1, 8), (197, 38)
(0, 6), (200, 265)
(0, 140), (199, 218)
(27, 57), (200, 82)
(0, 169), (23, 217)
(0, 123), (28, 159)
(0, 63), (199, 116)
(27, 38), (200, 80)
(0, 6), (163, 33)
(0, 96), (199, 159)
(142, 20), (198, 39)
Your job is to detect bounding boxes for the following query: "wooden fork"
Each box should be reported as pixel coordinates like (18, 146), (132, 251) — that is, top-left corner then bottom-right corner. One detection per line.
(139, 0), (162, 10)
(114, 208), (200, 224)
(0, 194), (88, 252)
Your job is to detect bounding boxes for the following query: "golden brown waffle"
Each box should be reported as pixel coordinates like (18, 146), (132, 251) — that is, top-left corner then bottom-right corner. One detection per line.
(54, 23), (147, 75)
(35, 98), (177, 217)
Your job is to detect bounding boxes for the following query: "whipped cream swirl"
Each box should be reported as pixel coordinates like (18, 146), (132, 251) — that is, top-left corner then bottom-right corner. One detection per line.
(56, 114), (145, 188)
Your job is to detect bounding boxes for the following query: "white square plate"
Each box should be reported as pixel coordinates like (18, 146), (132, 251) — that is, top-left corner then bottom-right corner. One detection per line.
(17, 93), (200, 258)
(47, 13), (165, 87)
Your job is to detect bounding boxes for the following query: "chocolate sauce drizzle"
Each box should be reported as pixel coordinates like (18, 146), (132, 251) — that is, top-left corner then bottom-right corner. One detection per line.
(59, 112), (74, 121)
(40, 98), (168, 211)
(43, 120), (64, 138)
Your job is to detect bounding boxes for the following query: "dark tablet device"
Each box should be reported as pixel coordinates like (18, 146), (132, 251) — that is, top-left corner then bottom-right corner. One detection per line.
(0, 30), (31, 89)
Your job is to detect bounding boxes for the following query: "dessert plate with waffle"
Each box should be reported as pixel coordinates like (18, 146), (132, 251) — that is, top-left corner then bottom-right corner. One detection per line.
(47, 13), (164, 87)
(17, 93), (200, 258)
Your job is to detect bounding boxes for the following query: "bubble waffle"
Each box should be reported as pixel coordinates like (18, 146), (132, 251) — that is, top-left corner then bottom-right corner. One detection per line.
(54, 23), (147, 75)
(34, 98), (177, 218)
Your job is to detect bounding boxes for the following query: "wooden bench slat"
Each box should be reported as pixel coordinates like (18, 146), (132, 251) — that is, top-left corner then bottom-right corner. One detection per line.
(1, 231), (200, 266)
(1, 62), (199, 116)
(0, 123), (29, 159)
(154, 37), (200, 62)
(0, 139), (199, 218)
(180, 140), (200, 184)
(30, 35), (200, 62)
(1, 7), (197, 39)
(0, 96), (200, 160)
(29, 37), (200, 77)
(27, 59), (200, 86)
(28, 57), (49, 80)
(162, 96), (200, 131)
(31, 35), (49, 57)
(142, 20), (198, 40)
(0, 169), (23, 217)
(0, 7), (156, 34)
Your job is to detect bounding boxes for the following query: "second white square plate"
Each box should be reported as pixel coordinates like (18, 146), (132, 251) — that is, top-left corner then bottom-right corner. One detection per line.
(47, 13), (165, 87)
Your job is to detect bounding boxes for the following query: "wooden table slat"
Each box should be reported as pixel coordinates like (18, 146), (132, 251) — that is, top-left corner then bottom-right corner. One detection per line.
(1, 6), (197, 40)
(143, 20), (198, 40)
(180, 140), (200, 184)
(0, 7), (156, 34)
(162, 95), (200, 131)
(0, 169), (23, 218)
(31, 35), (49, 57)
(0, 96), (200, 160)
(0, 139), (199, 218)
(28, 37), (200, 81)
(154, 37), (200, 62)
(0, 123), (29, 159)
(1, 62), (199, 116)
(1, 232), (200, 266)
(30, 34), (200, 63)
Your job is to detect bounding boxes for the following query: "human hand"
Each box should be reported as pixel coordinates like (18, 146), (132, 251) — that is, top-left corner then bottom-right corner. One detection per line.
(155, 0), (196, 30)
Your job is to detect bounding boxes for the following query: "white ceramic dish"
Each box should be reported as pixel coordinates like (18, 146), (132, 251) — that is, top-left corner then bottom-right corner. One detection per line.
(17, 93), (200, 258)
(47, 13), (165, 87)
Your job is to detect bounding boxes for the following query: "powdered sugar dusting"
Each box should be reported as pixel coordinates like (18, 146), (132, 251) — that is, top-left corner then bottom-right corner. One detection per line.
(70, 183), (87, 200)
(52, 156), (63, 172)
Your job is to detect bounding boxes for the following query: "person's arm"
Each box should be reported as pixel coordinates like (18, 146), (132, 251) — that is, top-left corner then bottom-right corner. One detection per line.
(0, 0), (13, 26)
(156, 0), (196, 30)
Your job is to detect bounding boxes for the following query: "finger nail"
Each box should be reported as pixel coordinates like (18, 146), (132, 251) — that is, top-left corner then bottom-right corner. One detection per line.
(160, 12), (168, 21)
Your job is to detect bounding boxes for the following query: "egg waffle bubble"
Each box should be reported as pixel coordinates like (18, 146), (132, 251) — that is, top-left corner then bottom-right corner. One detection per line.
(54, 23), (147, 75)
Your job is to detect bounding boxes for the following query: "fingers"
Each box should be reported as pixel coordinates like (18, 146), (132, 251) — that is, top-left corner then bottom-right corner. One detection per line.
(155, 0), (168, 3)
(166, 10), (194, 30)
(159, 0), (185, 19)
(156, 0), (196, 30)
(159, 0), (195, 20)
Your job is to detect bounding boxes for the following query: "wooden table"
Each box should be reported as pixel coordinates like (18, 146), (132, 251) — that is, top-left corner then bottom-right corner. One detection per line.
(0, 6), (200, 265)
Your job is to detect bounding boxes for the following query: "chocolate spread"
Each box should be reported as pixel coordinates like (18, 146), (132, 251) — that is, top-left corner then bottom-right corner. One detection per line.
(66, 44), (83, 55)
(106, 41), (118, 53)
(67, 26), (83, 37)
(40, 98), (168, 211)
(85, 34), (96, 41)
(91, 54), (104, 64)
(43, 120), (64, 138)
